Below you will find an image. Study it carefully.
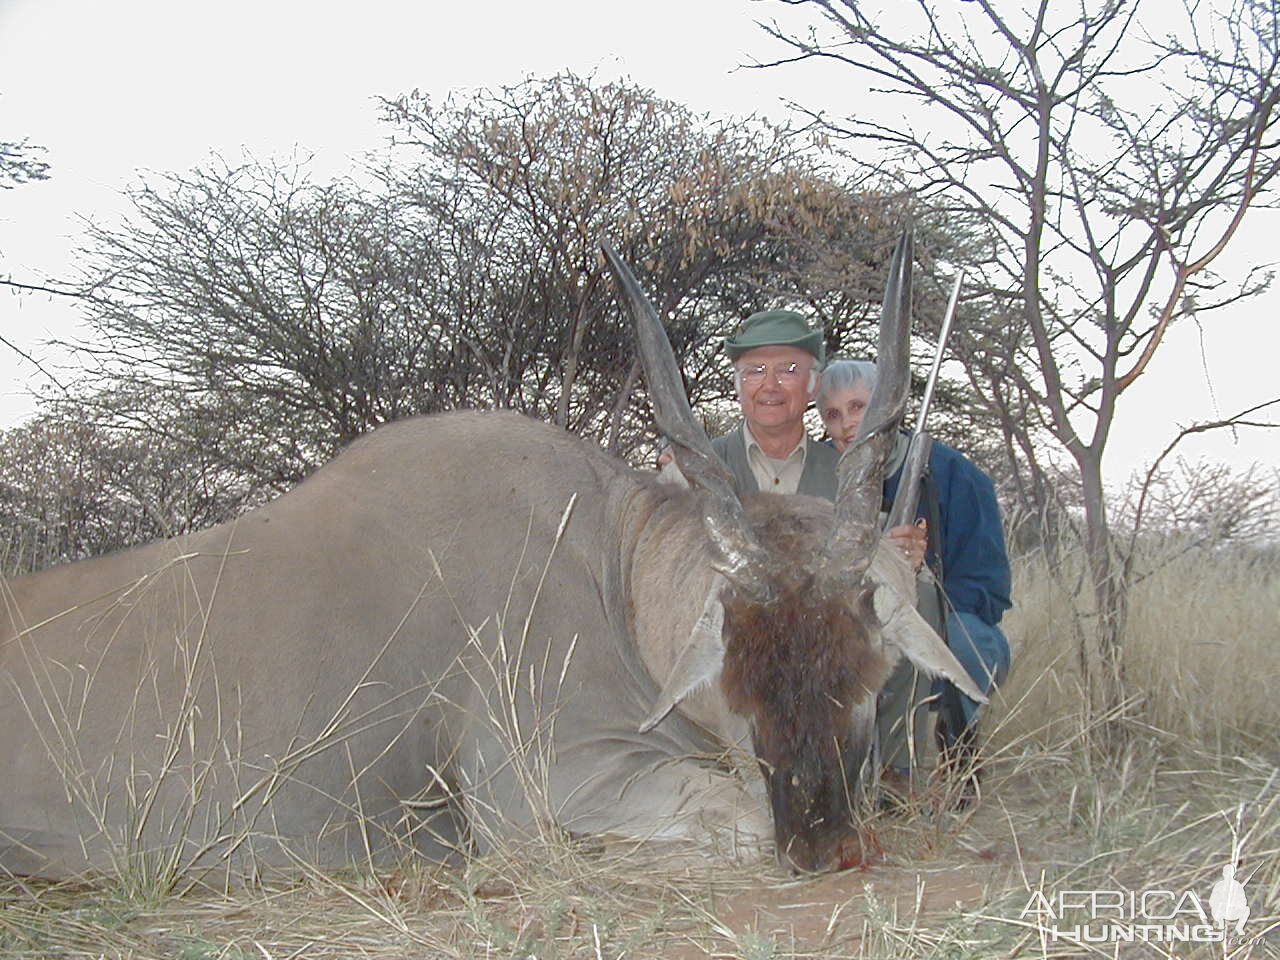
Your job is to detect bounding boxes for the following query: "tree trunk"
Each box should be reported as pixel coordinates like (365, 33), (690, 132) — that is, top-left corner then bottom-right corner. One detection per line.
(556, 274), (601, 430)
(606, 358), (642, 455)
(1078, 450), (1128, 719)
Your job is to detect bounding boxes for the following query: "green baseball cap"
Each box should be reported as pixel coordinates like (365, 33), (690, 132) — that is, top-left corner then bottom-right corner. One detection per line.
(723, 309), (825, 363)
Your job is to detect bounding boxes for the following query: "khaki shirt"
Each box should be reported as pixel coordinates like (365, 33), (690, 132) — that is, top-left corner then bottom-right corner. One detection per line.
(742, 422), (808, 494)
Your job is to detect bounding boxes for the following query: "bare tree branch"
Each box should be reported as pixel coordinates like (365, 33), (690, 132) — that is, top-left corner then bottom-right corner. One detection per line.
(0, 278), (84, 298)
(763, 0), (1280, 710)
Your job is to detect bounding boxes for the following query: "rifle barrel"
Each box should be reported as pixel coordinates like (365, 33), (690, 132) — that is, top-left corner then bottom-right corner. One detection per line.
(914, 271), (963, 436)
(885, 271), (962, 530)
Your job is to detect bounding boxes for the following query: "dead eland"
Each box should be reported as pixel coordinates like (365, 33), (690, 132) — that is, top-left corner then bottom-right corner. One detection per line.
(0, 239), (981, 880)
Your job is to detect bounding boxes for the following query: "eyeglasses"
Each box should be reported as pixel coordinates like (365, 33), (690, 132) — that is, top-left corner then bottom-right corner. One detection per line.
(737, 361), (811, 386)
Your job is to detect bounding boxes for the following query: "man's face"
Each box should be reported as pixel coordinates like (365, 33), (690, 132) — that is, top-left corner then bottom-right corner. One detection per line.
(818, 381), (873, 452)
(735, 345), (818, 435)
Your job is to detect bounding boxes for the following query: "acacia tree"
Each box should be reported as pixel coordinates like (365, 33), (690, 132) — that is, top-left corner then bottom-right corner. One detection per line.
(72, 74), (910, 490)
(763, 0), (1280, 707)
(378, 73), (910, 451)
(15, 76), (1010, 568)
(73, 161), (470, 470)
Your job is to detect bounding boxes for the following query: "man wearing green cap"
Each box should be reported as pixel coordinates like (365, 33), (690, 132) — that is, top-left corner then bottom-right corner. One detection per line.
(658, 308), (923, 565)
(708, 309), (841, 498)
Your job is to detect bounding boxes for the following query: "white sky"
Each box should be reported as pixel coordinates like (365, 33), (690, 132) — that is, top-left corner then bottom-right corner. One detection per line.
(0, 0), (1275, 489)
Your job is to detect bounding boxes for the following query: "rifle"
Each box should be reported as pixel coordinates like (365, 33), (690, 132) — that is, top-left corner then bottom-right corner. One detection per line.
(885, 271), (962, 530)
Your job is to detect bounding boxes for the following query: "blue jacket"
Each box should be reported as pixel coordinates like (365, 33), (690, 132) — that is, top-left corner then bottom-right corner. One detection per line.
(883, 439), (1011, 627)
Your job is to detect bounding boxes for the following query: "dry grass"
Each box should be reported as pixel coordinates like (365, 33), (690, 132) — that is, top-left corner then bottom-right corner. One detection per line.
(3, 538), (1279, 958)
(995, 537), (1280, 748)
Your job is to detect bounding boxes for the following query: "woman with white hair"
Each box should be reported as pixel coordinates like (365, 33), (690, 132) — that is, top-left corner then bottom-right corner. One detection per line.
(817, 358), (1012, 803)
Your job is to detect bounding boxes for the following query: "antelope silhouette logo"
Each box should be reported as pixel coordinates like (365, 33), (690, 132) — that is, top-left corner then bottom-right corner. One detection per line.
(1208, 863), (1250, 935)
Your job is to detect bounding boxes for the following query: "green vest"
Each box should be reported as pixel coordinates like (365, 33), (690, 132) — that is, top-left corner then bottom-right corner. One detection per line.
(709, 425), (940, 624)
(710, 425), (840, 500)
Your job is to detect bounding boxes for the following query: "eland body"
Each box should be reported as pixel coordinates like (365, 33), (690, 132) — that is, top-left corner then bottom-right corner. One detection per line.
(0, 239), (982, 879)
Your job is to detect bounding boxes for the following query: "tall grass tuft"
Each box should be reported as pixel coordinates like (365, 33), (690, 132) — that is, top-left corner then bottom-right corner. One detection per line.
(993, 536), (1280, 750)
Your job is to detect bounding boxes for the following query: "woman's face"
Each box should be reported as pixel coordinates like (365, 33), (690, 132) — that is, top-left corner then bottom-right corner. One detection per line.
(818, 382), (873, 452)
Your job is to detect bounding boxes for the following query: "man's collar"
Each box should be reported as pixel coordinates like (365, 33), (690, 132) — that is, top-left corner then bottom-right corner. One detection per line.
(742, 421), (808, 463)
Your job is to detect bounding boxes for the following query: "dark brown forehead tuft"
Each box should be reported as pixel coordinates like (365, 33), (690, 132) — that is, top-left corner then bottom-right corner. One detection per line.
(718, 584), (890, 753)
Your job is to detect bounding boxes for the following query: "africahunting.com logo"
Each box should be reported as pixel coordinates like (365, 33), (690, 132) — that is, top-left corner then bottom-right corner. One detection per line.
(1018, 860), (1254, 946)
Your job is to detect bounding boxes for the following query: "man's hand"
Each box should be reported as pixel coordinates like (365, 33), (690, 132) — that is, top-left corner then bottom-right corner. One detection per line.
(888, 521), (927, 571)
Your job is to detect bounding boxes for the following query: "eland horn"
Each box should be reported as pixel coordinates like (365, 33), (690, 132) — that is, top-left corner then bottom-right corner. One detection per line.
(601, 243), (771, 598)
(819, 230), (915, 592)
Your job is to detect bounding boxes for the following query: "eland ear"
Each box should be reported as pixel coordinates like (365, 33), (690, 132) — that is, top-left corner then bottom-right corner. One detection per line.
(638, 586), (725, 733)
(872, 584), (989, 705)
